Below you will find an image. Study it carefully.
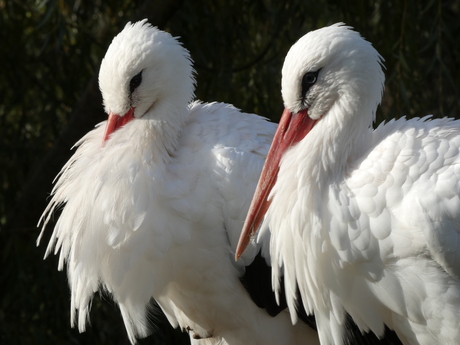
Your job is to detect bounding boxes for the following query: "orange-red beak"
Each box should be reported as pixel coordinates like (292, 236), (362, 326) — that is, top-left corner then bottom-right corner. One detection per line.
(235, 108), (318, 260)
(102, 107), (135, 143)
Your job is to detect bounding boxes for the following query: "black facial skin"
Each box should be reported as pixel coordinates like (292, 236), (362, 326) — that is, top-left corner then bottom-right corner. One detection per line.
(301, 69), (320, 101)
(129, 70), (143, 95)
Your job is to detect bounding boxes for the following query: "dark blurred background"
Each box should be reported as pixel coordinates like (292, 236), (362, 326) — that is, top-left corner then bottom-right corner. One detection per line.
(1, 0), (459, 344)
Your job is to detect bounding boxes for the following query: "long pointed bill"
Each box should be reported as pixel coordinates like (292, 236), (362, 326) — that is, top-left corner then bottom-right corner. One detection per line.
(235, 108), (318, 260)
(102, 107), (135, 143)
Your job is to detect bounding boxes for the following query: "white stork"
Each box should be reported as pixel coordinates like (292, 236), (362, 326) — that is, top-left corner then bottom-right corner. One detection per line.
(236, 23), (460, 345)
(37, 20), (319, 345)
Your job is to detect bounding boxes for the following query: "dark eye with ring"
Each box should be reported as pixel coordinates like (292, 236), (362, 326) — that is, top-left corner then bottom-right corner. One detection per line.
(303, 73), (317, 84)
(129, 70), (143, 94)
(301, 69), (321, 99)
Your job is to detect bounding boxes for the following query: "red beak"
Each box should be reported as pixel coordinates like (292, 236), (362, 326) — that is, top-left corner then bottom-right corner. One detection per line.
(235, 108), (318, 260)
(102, 107), (135, 143)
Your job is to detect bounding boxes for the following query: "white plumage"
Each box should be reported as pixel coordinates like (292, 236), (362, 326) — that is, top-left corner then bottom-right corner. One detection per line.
(236, 23), (460, 345)
(38, 20), (318, 345)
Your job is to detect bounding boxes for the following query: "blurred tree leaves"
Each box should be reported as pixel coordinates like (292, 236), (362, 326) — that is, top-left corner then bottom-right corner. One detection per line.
(1, 0), (460, 344)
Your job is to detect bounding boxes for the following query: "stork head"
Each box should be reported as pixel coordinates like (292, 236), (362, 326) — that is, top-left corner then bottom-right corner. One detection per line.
(281, 23), (384, 122)
(99, 20), (195, 142)
(236, 23), (385, 259)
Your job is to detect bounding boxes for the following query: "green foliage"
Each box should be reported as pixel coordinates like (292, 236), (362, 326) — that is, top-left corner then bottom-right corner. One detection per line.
(1, 0), (460, 344)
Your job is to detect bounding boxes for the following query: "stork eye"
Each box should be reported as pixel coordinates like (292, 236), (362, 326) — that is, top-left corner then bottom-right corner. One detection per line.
(301, 69), (320, 99)
(129, 70), (143, 94)
(304, 73), (317, 84)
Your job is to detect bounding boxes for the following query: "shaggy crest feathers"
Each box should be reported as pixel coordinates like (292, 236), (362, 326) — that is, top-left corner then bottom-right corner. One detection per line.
(282, 23), (384, 126)
(99, 20), (196, 132)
